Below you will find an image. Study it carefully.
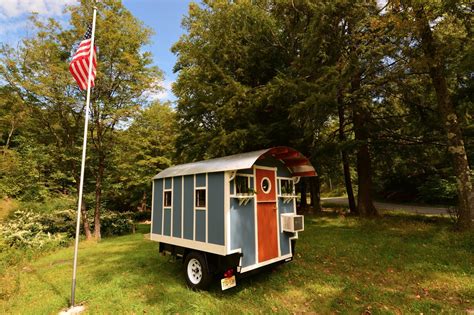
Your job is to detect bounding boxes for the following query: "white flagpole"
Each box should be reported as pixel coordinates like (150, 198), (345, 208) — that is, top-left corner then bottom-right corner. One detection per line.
(70, 5), (97, 308)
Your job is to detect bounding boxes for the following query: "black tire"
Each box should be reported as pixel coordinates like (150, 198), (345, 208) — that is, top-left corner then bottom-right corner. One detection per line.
(184, 251), (212, 290)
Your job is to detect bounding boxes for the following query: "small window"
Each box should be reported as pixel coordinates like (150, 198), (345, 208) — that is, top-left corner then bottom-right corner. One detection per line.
(261, 177), (271, 194)
(195, 189), (206, 207)
(164, 191), (172, 207)
(235, 175), (250, 194)
(280, 179), (294, 195)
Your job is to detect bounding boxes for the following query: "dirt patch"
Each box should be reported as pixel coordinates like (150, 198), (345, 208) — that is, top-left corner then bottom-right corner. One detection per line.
(0, 198), (18, 221)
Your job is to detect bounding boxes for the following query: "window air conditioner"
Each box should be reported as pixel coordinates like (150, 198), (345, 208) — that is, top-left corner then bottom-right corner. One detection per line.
(281, 214), (304, 232)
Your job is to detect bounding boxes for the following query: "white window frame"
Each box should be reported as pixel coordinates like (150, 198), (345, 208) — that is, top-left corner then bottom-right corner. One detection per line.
(233, 174), (252, 196)
(194, 174), (208, 242)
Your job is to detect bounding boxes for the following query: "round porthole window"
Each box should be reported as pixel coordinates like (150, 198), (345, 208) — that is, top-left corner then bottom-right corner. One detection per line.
(261, 177), (271, 194)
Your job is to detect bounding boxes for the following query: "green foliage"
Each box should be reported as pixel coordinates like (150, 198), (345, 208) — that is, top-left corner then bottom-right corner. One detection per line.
(106, 102), (176, 210)
(98, 211), (135, 237)
(0, 210), (70, 249)
(132, 211), (151, 223)
(418, 176), (458, 205)
(0, 205), (134, 251)
(0, 0), (170, 229)
(173, 1), (306, 161)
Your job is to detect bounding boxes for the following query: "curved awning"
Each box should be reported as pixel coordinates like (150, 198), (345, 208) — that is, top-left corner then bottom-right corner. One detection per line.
(153, 146), (316, 179)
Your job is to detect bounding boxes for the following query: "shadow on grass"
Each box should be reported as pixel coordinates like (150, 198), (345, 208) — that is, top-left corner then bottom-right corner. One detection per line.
(32, 269), (70, 306)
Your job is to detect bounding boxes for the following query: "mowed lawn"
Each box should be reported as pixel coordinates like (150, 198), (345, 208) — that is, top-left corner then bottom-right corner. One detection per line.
(1, 213), (473, 314)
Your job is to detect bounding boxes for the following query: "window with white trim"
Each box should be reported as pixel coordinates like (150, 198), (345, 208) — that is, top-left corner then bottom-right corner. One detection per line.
(195, 188), (206, 207)
(164, 190), (172, 207)
(280, 179), (294, 195)
(261, 177), (271, 194)
(235, 175), (250, 194)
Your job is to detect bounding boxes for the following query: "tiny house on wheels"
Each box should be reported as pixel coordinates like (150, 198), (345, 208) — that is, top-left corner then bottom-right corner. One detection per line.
(150, 147), (316, 290)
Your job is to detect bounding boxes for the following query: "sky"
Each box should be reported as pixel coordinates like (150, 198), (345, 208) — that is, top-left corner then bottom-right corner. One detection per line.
(0, 0), (194, 103)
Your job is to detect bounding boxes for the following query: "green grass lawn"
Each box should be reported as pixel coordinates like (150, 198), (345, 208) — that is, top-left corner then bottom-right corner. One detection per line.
(1, 213), (473, 314)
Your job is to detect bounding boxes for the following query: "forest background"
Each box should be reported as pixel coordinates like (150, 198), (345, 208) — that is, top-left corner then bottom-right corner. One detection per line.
(0, 0), (472, 243)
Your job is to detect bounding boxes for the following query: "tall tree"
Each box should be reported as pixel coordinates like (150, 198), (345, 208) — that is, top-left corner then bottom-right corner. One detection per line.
(386, 0), (473, 229)
(69, 0), (162, 239)
(107, 101), (176, 211)
(0, 0), (162, 238)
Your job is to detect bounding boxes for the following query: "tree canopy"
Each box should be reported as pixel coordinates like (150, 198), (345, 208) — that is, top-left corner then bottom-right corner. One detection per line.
(0, 0), (472, 230)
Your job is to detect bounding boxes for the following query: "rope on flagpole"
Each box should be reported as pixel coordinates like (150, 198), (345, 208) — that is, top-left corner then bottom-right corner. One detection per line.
(70, 5), (97, 308)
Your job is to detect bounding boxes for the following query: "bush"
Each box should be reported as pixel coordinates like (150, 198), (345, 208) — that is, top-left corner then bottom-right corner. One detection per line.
(132, 211), (151, 222)
(0, 209), (136, 251)
(98, 211), (135, 237)
(0, 210), (70, 249)
(417, 176), (458, 205)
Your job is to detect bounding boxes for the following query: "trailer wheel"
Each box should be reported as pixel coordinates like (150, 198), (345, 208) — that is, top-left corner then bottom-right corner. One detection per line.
(184, 252), (212, 290)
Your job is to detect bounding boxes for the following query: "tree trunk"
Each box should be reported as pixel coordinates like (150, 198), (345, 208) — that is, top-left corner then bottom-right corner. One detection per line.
(351, 74), (378, 217)
(309, 176), (322, 213)
(4, 120), (15, 152)
(337, 91), (358, 215)
(81, 203), (93, 240)
(139, 191), (147, 212)
(416, 9), (473, 229)
(93, 154), (105, 240)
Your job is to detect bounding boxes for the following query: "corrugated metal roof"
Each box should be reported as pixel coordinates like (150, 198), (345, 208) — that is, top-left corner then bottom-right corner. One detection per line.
(153, 147), (316, 179)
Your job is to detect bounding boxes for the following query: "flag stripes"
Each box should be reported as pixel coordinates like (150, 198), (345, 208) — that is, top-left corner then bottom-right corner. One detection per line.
(69, 27), (97, 90)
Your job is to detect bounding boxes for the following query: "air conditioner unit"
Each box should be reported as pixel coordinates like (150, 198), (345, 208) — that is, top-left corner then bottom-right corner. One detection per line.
(281, 214), (304, 233)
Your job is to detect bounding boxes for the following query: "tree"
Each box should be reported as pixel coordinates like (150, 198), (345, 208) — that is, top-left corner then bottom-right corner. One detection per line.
(70, 0), (162, 239)
(0, 0), (162, 239)
(385, 0), (473, 229)
(107, 101), (176, 211)
(173, 1), (321, 161)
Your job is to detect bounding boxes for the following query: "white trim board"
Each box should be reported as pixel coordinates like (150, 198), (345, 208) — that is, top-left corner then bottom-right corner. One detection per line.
(150, 233), (226, 256)
(150, 180), (155, 235)
(240, 253), (293, 273)
(181, 176), (184, 238)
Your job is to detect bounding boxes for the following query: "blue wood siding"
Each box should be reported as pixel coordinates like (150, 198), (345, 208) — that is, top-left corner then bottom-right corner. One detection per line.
(152, 179), (163, 235)
(172, 176), (182, 238)
(195, 173), (206, 187)
(183, 175), (194, 240)
(163, 209), (171, 236)
(278, 199), (294, 256)
(164, 177), (172, 189)
(195, 210), (206, 242)
(208, 172), (225, 245)
(230, 198), (256, 267)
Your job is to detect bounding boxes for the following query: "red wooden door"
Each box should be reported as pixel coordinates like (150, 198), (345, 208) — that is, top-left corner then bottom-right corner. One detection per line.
(255, 167), (278, 262)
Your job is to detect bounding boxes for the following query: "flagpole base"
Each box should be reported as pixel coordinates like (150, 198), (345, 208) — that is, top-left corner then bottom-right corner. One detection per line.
(59, 305), (85, 315)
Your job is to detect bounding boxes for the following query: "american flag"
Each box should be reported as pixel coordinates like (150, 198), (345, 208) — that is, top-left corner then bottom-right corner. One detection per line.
(69, 25), (97, 90)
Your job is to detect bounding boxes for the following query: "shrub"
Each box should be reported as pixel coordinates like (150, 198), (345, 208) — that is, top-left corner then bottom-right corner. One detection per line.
(417, 176), (458, 205)
(0, 210), (70, 249)
(98, 211), (135, 237)
(1, 207), (136, 252)
(132, 211), (151, 222)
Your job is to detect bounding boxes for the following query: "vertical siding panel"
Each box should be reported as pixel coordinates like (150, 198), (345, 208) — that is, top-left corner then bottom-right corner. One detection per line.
(208, 172), (225, 245)
(183, 175), (194, 240)
(163, 209), (171, 236)
(195, 210), (206, 242)
(164, 177), (172, 189)
(195, 173), (206, 187)
(278, 199), (292, 256)
(230, 198), (256, 267)
(152, 179), (163, 235)
(172, 176), (182, 238)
